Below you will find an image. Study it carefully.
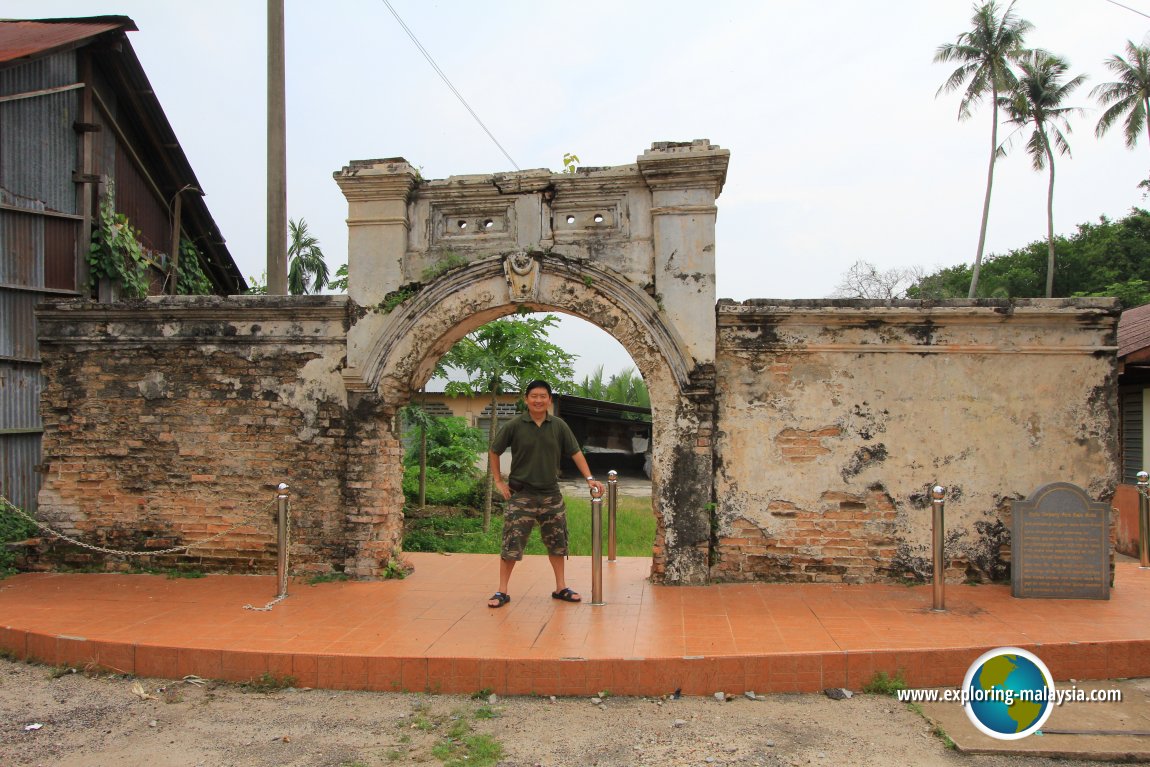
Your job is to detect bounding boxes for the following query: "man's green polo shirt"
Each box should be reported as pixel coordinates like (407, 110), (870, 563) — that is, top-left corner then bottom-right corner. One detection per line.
(491, 412), (581, 494)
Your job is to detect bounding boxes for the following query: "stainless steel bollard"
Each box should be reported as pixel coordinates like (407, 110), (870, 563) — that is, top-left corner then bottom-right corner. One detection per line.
(276, 482), (290, 599)
(590, 485), (605, 605)
(1138, 471), (1150, 569)
(607, 470), (618, 563)
(931, 485), (946, 612)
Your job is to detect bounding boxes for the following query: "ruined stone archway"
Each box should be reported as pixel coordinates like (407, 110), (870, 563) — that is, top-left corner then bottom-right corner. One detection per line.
(335, 141), (730, 584)
(358, 253), (713, 582)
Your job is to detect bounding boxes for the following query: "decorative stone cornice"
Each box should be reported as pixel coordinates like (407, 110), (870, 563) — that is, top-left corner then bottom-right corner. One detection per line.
(637, 139), (729, 196)
(36, 296), (350, 346)
(716, 298), (1120, 355)
(334, 158), (420, 202)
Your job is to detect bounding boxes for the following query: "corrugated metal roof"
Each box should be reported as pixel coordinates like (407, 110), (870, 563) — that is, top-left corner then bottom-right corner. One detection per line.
(1119, 303), (1150, 359)
(0, 17), (134, 66)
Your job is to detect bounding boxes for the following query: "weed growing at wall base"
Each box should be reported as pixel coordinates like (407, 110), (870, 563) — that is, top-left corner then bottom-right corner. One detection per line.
(0, 498), (37, 577)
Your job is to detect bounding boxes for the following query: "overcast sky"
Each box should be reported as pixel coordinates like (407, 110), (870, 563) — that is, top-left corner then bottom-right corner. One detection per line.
(12, 0), (1150, 382)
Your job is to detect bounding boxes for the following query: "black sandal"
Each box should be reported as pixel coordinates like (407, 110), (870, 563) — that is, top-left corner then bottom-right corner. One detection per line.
(551, 587), (581, 603)
(487, 592), (510, 608)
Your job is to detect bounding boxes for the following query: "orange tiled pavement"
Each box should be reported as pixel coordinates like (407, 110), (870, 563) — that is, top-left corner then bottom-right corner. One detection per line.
(2, 553), (1150, 697)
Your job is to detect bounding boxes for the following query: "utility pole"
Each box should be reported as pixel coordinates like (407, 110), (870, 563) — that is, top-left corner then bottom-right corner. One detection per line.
(266, 0), (287, 295)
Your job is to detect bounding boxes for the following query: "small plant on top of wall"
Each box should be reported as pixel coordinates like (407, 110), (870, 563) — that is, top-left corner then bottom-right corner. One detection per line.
(175, 239), (213, 295)
(421, 250), (468, 282)
(378, 284), (419, 314)
(86, 181), (151, 299)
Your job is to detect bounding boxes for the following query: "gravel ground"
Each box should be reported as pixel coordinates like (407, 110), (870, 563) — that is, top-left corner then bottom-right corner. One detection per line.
(0, 657), (1122, 767)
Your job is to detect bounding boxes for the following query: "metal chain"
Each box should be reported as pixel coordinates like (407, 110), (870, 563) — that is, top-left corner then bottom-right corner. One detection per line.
(1138, 485), (1150, 502)
(0, 492), (277, 558)
(244, 592), (289, 612)
(244, 498), (290, 612)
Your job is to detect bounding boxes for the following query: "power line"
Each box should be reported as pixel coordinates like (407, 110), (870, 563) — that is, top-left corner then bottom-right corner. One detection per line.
(380, 0), (521, 171)
(1102, 0), (1150, 21)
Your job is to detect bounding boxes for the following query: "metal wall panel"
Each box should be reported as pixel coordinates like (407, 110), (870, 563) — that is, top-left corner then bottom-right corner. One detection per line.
(1123, 388), (1143, 484)
(44, 215), (77, 291)
(0, 47), (75, 95)
(0, 52), (80, 216)
(0, 289), (40, 360)
(0, 432), (41, 515)
(0, 361), (40, 430)
(0, 208), (44, 287)
(115, 140), (169, 254)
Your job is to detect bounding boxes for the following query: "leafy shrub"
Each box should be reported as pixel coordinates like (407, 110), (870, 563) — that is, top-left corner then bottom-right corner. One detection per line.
(402, 465), (485, 507)
(0, 500), (37, 576)
(403, 415), (486, 473)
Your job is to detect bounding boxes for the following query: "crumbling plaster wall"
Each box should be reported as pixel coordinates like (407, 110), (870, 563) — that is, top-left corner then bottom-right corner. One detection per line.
(32, 296), (402, 578)
(712, 298), (1120, 583)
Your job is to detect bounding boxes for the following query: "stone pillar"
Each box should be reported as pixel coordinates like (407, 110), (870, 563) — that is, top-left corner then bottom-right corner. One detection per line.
(333, 158), (420, 305)
(637, 140), (729, 369)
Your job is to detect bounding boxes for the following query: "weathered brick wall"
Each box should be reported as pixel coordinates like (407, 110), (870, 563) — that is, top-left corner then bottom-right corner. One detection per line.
(32, 296), (404, 578)
(713, 299), (1120, 584)
(28, 293), (1122, 587)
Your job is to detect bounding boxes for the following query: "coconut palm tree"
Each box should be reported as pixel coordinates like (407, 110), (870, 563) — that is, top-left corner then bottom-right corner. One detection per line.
(1000, 51), (1086, 298)
(1092, 40), (1150, 152)
(935, 1), (1034, 298)
(287, 218), (329, 295)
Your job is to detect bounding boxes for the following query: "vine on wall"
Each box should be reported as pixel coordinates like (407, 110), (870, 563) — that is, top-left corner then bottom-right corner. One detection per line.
(86, 182), (151, 299)
(86, 182), (216, 298)
(175, 239), (212, 295)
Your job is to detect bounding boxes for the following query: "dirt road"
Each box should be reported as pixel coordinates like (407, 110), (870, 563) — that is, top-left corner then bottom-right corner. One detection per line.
(0, 657), (1120, 767)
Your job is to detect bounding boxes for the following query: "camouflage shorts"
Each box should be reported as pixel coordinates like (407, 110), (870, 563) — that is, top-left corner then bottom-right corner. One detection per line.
(501, 491), (568, 560)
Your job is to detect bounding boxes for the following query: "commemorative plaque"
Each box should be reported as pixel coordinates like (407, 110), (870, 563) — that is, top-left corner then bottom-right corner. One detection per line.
(1011, 482), (1110, 600)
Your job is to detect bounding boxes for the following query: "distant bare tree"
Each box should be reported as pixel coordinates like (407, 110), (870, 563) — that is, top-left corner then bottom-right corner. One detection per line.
(832, 260), (923, 300)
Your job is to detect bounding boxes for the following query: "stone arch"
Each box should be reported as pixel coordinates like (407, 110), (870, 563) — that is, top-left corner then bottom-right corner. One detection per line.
(351, 253), (713, 583)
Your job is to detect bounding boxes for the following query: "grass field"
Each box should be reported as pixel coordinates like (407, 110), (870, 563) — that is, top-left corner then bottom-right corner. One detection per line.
(403, 494), (656, 557)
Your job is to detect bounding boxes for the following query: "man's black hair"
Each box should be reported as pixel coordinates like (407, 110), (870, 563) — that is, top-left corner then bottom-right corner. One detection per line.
(524, 379), (552, 396)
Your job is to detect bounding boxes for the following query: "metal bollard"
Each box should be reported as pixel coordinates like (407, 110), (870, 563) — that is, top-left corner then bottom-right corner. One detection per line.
(931, 485), (946, 612)
(1138, 471), (1150, 569)
(276, 483), (290, 599)
(607, 470), (618, 563)
(590, 485), (605, 605)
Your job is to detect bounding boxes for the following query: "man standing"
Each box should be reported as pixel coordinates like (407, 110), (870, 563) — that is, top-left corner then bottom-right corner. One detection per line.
(487, 380), (603, 608)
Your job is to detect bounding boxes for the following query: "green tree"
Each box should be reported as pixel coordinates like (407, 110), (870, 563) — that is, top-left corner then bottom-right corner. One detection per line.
(907, 208), (1150, 303)
(999, 50), (1086, 297)
(328, 263), (349, 292)
(574, 365), (650, 413)
(439, 314), (576, 529)
(1093, 41), (1150, 153)
(399, 403), (488, 507)
(575, 365), (608, 399)
(287, 218), (329, 295)
(935, 0), (1034, 298)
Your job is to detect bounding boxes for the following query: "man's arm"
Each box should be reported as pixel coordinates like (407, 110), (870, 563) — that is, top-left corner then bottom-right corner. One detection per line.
(571, 451), (604, 496)
(490, 450), (511, 500)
